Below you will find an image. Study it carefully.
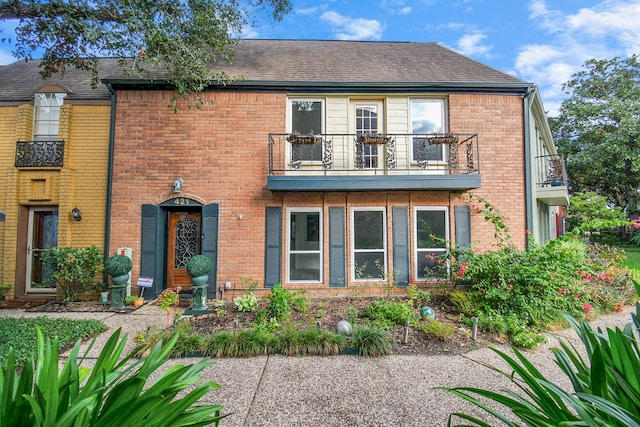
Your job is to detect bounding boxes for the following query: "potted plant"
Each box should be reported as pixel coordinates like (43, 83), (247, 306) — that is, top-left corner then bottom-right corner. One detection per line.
(0, 284), (10, 301)
(186, 255), (212, 312)
(357, 133), (390, 145)
(125, 295), (144, 308)
(104, 254), (132, 311)
(428, 134), (459, 145)
(186, 255), (212, 286)
(104, 254), (132, 285)
(287, 132), (322, 145)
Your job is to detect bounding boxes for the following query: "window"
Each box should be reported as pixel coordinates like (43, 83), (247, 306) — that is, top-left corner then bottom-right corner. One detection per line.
(415, 207), (449, 280)
(411, 99), (446, 162)
(33, 93), (66, 141)
(290, 99), (324, 162)
(352, 208), (386, 280)
(287, 208), (322, 282)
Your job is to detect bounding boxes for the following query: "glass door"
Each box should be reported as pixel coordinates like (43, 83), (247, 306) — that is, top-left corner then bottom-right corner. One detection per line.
(352, 101), (385, 170)
(26, 207), (58, 292)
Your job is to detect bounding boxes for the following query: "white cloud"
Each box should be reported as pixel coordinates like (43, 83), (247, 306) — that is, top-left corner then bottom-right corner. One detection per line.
(455, 32), (493, 58)
(398, 6), (412, 15)
(516, 0), (640, 116)
(320, 11), (384, 40)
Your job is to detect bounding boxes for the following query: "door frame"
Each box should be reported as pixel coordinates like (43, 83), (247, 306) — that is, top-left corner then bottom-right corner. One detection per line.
(349, 99), (386, 171)
(25, 206), (58, 294)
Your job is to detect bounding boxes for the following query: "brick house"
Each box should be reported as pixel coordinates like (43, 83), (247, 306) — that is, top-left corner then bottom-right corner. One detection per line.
(0, 62), (111, 299)
(104, 40), (568, 299)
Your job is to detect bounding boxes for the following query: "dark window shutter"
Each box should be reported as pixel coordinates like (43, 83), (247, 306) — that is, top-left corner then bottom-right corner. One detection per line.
(140, 204), (164, 297)
(392, 206), (409, 286)
(264, 207), (282, 288)
(202, 204), (219, 297)
(455, 205), (471, 248)
(329, 207), (346, 287)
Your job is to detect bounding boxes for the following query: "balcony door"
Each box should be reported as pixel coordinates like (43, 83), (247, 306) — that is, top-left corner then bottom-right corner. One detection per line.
(351, 100), (385, 170)
(26, 207), (58, 293)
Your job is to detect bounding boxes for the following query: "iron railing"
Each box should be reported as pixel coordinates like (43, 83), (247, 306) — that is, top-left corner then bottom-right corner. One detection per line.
(15, 140), (65, 168)
(536, 153), (567, 187)
(268, 133), (479, 176)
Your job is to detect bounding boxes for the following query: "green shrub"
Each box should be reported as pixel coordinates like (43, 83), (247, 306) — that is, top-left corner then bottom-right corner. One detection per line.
(0, 328), (226, 427)
(407, 283), (431, 308)
(442, 303), (640, 426)
(185, 255), (212, 277)
(233, 291), (259, 312)
(362, 298), (418, 329)
(262, 283), (308, 324)
(350, 325), (393, 356)
(476, 313), (508, 336)
(448, 290), (477, 316)
(41, 246), (104, 302)
(420, 319), (456, 340)
(103, 253), (132, 277)
(511, 330), (547, 349)
(0, 284), (10, 298)
(0, 317), (106, 368)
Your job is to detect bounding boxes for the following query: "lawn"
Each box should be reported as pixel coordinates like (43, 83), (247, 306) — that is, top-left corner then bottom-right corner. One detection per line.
(0, 316), (106, 367)
(622, 246), (640, 274)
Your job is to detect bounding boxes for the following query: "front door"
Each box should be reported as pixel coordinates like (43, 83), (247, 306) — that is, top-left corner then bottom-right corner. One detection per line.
(26, 207), (58, 293)
(167, 212), (201, 291)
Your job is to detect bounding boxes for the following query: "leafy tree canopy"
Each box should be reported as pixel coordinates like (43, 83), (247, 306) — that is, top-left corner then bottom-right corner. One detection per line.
(0, 0), (291, 106)
(552, 55), (640, 215)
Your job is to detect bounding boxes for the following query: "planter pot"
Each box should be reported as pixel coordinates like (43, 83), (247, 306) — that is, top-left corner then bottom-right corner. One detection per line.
(429, 135), (459, 145)
(357, 135), (390, 145)
(133, 298), (144, 308)
(101, 291), (109, 303)
(111, 274), (130, 286)
(550, 179), (563, 187)
(190, 275), (209, 286)
(287, 135), (321, 145)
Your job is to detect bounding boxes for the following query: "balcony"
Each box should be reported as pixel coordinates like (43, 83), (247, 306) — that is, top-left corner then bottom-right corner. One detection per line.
(535, 154), (569, 206)
(267, 133), (481, 192)
(15, 140), (65, 168)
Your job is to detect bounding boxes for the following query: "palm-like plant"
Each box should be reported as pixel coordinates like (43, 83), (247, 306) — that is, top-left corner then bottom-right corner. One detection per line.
(442, 281), (640, 427)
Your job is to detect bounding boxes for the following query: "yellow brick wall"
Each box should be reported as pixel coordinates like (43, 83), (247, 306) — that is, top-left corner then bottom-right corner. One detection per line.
(0, 103), (110, 298)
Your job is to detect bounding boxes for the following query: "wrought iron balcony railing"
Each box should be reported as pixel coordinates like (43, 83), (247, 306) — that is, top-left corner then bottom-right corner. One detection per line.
(536, 153), (567, 187)
(268, 133), (479, 176)
(15, 140), (65, 168)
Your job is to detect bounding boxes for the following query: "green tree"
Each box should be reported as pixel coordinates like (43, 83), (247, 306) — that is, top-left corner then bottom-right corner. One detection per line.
(553, 55), (640, 215)
(567, 191), (627, 232)
(0, 0), (291, 106)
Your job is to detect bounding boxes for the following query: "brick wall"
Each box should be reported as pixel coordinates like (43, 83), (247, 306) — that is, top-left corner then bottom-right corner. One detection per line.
(111, 89), (527, 297)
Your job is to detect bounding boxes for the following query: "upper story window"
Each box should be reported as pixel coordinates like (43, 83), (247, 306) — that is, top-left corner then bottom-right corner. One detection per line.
(410, 99), (447, 162)
(33, 93), (66, 141)
(289, 99), (324, 162)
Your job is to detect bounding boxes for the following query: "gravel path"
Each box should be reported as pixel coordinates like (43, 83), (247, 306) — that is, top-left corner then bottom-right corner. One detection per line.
(1, 303), (636, 426)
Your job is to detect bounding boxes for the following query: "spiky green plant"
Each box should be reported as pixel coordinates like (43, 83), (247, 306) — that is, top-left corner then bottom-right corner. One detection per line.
(0, 327), (226, 427)
(350, 325), (393, 356)
(442, 283), (640, 426)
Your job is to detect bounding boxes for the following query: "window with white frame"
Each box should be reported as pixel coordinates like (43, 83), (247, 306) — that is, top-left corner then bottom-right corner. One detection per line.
(287, 208), (322, 282)
(33, 93), (66, 141)
(410, 99), (446, 162)
(415, 207), (449, 280)
(352, 208), (386, 280)
(289, 99), (324, 162)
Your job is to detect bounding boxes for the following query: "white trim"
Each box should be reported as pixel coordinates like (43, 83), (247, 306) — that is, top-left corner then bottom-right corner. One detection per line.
(350, 207), (387, 282)
(287, 98), (326, 165)
(286, 207), (323, 284)
(413, 206), (449, 280)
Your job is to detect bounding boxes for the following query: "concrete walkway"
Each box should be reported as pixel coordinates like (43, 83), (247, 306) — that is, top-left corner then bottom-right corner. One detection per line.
(1, 303), (636, 426)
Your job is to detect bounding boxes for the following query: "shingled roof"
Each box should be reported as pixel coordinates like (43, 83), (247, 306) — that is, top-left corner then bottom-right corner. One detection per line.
(0, 39), (528, 102)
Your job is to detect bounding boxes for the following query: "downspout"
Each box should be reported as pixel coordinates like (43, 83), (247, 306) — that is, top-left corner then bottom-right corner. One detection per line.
(523, 86), (535, 249)
(103, 81), (116, 286)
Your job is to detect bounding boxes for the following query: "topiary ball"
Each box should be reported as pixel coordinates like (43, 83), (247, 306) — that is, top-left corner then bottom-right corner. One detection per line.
(104, 254), (132, 277)
(420, 306), (436, 320)
(186, 255), (212, 278)
(336, 320), (353, 336)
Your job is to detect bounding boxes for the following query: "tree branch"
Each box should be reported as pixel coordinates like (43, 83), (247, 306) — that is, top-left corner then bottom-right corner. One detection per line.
(0, 1), (125, 22)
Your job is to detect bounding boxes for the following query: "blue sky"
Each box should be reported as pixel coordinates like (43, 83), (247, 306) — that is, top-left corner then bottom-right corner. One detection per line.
(2, 0), (639, 116)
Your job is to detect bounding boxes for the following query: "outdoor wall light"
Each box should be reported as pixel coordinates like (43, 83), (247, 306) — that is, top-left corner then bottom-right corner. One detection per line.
(173, 177), (183, 193)
(71, 207), (82, 221)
